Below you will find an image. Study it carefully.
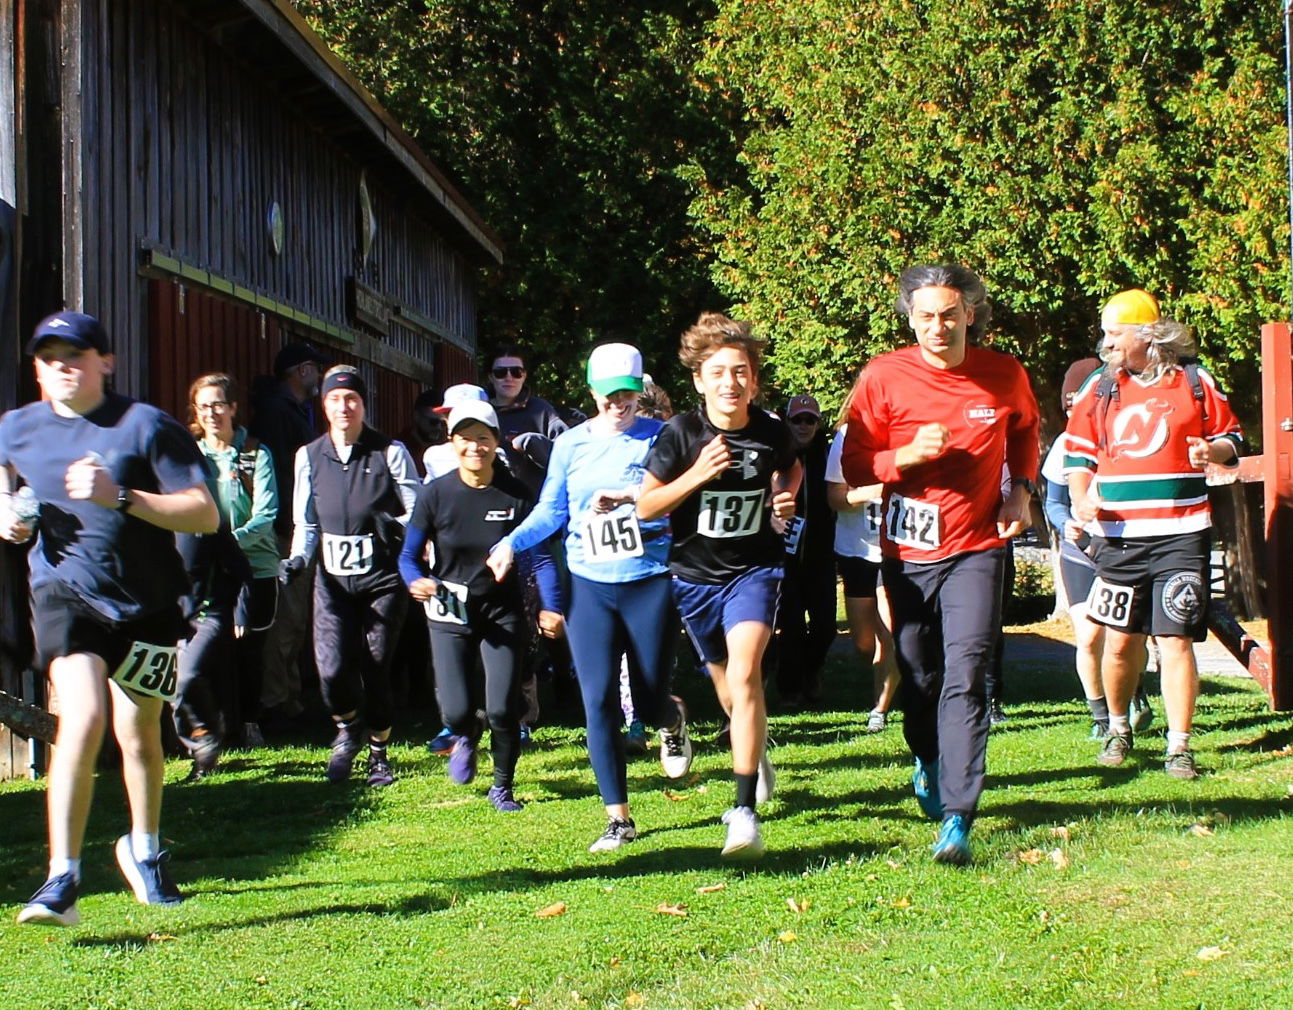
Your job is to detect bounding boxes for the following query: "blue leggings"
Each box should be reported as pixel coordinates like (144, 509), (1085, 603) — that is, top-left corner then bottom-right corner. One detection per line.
(565, 573), (679, 806)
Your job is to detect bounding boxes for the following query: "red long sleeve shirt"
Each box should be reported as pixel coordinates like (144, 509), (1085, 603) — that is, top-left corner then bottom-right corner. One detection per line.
(841, 345), (1040, 561)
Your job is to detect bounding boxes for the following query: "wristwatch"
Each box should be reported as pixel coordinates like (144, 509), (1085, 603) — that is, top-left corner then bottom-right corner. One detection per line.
(115, 486), (133, 512)
(1009, 477), (1037, 496)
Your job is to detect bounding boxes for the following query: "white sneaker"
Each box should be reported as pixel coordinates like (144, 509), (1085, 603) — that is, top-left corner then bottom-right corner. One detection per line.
(659, 704), (693, 779)
(755, 752), (777, 804)
(865, 709), (887, 733)
(588, 818), (638, 853)
(720, 806), (765, 859)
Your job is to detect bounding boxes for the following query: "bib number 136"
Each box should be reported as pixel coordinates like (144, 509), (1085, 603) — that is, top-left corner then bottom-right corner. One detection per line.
(112, 641), (179, 701)
(698, 489), (763, 539)
(884, 493), (941, 550)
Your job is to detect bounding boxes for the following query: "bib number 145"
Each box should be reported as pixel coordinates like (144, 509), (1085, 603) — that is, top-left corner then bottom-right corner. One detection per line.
(584, 511), (644, 562)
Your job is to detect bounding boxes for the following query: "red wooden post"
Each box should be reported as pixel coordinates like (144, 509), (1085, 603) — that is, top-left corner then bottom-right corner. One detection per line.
(1262, 322), (1293, 709)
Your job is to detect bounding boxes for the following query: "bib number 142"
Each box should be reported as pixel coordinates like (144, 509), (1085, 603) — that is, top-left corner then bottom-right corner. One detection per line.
(884, 494), (941, 550)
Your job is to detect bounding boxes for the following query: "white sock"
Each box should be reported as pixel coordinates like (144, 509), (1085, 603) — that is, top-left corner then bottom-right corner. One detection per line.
(1108, 713), (1131, 735)
(49, 857), (81, 883)
(1167, 730), (1191, 754)
(131, 831), (161, 862)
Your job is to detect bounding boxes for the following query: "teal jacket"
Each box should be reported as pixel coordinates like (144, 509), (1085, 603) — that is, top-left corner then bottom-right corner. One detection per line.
(197, 427), (280, 579)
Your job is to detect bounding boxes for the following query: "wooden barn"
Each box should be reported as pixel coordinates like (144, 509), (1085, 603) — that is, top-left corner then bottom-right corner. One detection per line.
(0, 0), (504, 775)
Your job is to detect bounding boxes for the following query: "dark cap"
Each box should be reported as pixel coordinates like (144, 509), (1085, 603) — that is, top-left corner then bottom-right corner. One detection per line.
(321, 368), (367, 403)
(1062, 357), (1103, 410)
(274, 342), (327, 377)
(25, 312), (111, 356)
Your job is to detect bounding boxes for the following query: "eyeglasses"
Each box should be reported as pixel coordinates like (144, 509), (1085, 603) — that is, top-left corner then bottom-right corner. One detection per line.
(789, 415), (819, 425)
(491, 366), (525, 379)
(195, 401), (230, 413)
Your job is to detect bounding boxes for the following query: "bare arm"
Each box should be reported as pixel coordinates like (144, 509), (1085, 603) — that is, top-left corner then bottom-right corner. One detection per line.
(636, 434), (730, 521)
(827, 480), (882, 514)
(65, 456), (218, 533)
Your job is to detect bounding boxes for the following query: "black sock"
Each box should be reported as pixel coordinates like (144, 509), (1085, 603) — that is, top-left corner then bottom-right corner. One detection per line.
(369, 742), (387, 758)
(1087, 696), (1109, 726)
(734, 772), (758, 811)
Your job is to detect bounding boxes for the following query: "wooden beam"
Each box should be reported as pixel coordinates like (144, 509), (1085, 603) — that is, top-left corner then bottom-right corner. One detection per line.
(1261, 322), (1293, 710)
(0, 688), (55, 745)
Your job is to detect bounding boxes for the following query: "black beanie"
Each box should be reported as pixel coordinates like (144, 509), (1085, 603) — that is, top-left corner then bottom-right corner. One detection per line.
(321, 369), (367, 403)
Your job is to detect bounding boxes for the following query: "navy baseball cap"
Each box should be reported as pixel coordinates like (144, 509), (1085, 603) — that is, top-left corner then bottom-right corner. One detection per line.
(25, 312), (111, 356)
(274, 342), (327, 377)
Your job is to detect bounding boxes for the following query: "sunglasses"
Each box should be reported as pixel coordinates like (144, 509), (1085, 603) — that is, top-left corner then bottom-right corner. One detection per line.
(491, 366), (525, 379)
(789, 414), (819, 425)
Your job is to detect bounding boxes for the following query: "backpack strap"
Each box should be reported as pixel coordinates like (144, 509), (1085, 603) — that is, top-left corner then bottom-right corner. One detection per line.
(1182, 361), (1207, 424)
(1091, 371), (1119, 452)
(236, 436), (260, 501)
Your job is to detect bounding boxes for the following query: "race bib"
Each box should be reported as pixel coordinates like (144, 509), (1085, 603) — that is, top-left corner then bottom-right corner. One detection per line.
(322, 532), (374, 576)
(424, 579), (469, 626)
(783, 516), (806, 555)
(1087, 577), (1135, 629)
(698, 489), (764, 539)
(864, 502), (883, 536)
(584, 510), (645, 563)
(112, 641), (179, 702)
(884, 493), (941, 550)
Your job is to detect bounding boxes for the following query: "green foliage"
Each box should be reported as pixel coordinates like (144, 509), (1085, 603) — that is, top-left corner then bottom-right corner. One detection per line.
(688, 0), (1288, 428)
(294, 1), (733, 407)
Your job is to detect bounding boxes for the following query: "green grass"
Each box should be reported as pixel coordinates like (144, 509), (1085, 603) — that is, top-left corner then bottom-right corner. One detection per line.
(2, 636), (1291, 1010)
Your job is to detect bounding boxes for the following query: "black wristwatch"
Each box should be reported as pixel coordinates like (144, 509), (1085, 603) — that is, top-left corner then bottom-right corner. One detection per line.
(115, 486), (133, 512)
(1009, 477), (1037, 496)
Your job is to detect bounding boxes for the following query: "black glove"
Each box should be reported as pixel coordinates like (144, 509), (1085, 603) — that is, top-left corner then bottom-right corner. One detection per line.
(278, 556), (306, 586)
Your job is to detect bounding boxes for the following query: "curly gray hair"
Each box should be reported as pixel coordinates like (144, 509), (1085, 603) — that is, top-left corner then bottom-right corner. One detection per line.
(1101, 318), (1198, 384)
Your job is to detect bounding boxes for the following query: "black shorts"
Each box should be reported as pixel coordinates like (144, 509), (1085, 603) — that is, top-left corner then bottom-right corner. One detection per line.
(1087, 531), (1210, 640)
(32, 580), (183, 672)
(836, 554), (881, 599)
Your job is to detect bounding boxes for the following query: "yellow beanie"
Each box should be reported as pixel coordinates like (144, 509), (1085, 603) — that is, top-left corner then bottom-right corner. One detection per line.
(1101, 289), (1160, 327)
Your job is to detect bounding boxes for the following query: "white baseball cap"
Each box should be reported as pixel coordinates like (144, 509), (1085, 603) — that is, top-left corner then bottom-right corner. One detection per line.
(447, 400), (500, 434)
(435, 383), (489, 415)
(587, 343), (644, 396)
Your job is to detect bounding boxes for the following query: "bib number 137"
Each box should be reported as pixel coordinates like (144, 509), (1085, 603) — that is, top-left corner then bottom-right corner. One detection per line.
(698, 489), (763, 539)
(885, 494), (941, 550)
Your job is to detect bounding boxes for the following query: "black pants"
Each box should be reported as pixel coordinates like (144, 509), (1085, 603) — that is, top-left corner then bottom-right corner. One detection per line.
(429, 614), (524, 790)
(883, 547), (1005, 819)
(774, 551), (838, 700)
(313, 574), (408, 734)
(175, 604), (233, 744)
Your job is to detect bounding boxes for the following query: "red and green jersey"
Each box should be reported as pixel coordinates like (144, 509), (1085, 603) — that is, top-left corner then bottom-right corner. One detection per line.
(1062, 364), (1242, 538)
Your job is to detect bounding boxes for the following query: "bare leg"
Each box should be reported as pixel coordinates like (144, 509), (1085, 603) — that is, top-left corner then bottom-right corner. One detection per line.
(109, 679), (166, 836)
(1153, 635), (1198, 735)
(46, 656), (110, 861)
(1101, 628), (1147, 717)
(709, 621), (771, 777)
(1069, 603), (1105, 700)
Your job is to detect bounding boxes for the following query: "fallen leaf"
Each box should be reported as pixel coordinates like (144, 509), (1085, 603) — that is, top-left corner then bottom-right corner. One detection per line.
(146, 932), (178, 942)
(1049, 848), (1070, 870)
(535, 902), (568, 918)
(778, 930), (798, 942)
(892, 896), (911, 909)
(1197, 946), (1228, 962)
(1188, 823), (1215, 837)
(1177, 860), (1191, 869)
(787, 897), (810, 914)
(1017, 848), (1045, 865)
(865, 873), (878, 881)
(663, 790), (690, 802)
(695, 882), (726, 894)
(254, 977), (268, 986)
(656, 902), (688, 917)
(1050, 826), (1071, 841)
(886, 859), (902, 869)
(626, 992), (646, 1008)
(609, 956), (621, 967)
(1038, 909), (1051, 923)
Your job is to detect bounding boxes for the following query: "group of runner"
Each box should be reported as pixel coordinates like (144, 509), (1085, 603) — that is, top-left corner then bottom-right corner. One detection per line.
(1, 261), (1242, 925)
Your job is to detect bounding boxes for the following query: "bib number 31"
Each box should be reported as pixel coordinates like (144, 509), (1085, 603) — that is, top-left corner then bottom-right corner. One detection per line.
(584, 511), (644, 563)
(112, 641), (179, 702)
(885, 494), (941, 550)
(424, 580), (469, 626)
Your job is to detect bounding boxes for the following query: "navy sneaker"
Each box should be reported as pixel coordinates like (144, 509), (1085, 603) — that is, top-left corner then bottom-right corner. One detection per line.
(487, 785), (524, 812)
(519, 723), (533, 748)
(912, 757), (943, 820)
(448, 737), (478, 785)
(115, 836), (184, 906)
(932, 815), (973, 865)
(185, 732), (222, 783)
(16, 872), (80, 926)
(325, 722), (366, 784)
(427, 727), (456, 755)
(624, 720), (649, 755)
(366, 751), (395, 788)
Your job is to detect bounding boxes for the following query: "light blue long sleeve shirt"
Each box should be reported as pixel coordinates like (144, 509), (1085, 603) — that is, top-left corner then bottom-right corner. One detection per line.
(502, 417), (670, 583)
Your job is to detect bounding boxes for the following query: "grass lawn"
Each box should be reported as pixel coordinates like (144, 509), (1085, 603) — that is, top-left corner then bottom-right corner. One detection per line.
(2, 624), (1291, 1010)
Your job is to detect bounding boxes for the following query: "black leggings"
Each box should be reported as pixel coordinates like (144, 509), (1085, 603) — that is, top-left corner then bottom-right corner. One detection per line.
(313, 575), (408, 734)
(429, 615), (524, 790)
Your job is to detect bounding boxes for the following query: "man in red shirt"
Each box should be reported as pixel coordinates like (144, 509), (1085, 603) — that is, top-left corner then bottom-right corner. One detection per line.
(842, 264), (1039, 865)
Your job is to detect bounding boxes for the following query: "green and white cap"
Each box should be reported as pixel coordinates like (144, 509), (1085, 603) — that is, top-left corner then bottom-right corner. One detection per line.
(587, 343), (644, 396)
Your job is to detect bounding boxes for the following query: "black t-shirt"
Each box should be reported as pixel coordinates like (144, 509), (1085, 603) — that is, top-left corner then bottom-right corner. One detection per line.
(406, 469), (532, 627)
(0, 393), (209, 621)
(645, 406), (798, 584)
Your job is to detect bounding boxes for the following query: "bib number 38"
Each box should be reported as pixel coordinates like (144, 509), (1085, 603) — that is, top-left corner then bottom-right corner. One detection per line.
(698, 489), (764, 539)
(112, 641), (179, 702)
(884, 493), (941, 550)
(584, 511), (644, 563)
(1087, 577), (1135, 629)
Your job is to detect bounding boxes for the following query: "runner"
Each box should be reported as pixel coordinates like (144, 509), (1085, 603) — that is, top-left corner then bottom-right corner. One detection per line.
(637, 312), (801, 859)
(400, 400), (535, 812)
(2, 312), (218, 925)
(1064, 289), (1241, 779)
(842, 264), (1039, 865)
(487, 343), (689, 851)
(280, 366), (418, 787)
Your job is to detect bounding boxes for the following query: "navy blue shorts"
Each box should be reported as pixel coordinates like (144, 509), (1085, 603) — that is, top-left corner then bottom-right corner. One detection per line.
(32, 579), (182, 672)
(672, 566), (782, 664)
